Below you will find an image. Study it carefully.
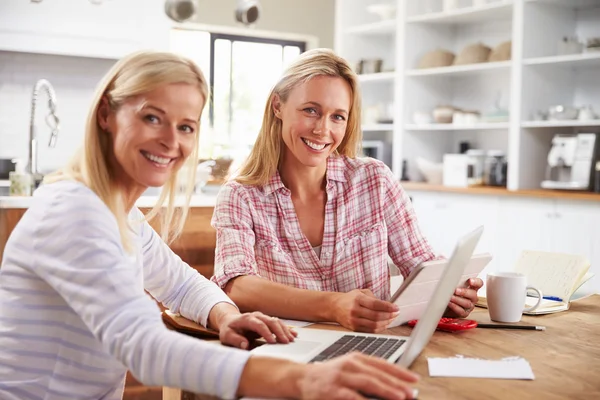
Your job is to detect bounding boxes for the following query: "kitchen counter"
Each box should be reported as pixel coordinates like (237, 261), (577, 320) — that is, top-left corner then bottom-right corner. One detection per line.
(0, 193), (219, 209)
(401, 181), (600, 202)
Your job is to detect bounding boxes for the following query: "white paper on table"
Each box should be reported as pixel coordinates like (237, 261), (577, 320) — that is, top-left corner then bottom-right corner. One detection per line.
(281, 319), (313, 328)
(428, 356), (535, 380)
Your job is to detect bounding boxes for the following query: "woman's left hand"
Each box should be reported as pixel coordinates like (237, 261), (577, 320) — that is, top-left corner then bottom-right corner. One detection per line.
(213, 308), (297, 350)
(444, 278), (483, 318)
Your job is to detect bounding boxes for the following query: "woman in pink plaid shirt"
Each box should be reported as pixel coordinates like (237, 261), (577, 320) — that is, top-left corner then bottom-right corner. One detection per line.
(211, 48), (483, 333)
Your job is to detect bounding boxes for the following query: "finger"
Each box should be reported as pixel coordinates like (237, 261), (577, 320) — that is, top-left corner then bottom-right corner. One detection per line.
(455, 286), (479, 303)
(447, 300), (468, 318)
(255, 315), (290, 344)
(341, 372), (409, 400)
(354, 353), (420, 383)
(468, 278), (484, 289)
(358, 294), (399, 313)
(450, 294), (473, 310)
(354, 306), (399, 322)
(222, 330), (250, 350)
(332, 388), (366, 400)
(232, 316), (277, 344)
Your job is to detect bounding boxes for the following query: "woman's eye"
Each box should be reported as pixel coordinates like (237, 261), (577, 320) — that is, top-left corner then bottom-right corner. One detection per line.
(333, 114), (346, 121)
(304, 107), (317, 115)
(180, 125), (194, 134)
(144, 114), (160, 124)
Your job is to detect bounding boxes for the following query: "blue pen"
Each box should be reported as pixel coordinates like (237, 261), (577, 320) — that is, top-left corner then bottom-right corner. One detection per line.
(543, 296), (563, 302)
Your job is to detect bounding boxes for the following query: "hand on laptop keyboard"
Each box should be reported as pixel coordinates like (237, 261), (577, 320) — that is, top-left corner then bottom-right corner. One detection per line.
(300, 352), (419, 400)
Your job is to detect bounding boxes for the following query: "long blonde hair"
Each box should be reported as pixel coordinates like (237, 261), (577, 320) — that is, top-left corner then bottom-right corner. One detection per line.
(235, 48), (362, 186)
(45, 51), (209, 250)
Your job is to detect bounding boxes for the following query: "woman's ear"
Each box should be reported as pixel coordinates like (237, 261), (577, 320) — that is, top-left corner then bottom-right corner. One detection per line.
(97, 96), (112, 132)
(272, 94), (282, 119)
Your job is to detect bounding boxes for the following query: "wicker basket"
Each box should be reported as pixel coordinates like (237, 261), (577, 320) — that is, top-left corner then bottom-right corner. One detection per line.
(418, 49), (455, 69)
(453, 42), (491, 65)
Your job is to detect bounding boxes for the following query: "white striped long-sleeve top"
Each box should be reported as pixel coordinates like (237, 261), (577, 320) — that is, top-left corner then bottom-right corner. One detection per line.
(0, 180), (251, 400)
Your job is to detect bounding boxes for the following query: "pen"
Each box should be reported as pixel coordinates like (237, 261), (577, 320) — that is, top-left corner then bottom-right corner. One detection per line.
(476, 323), (546, 331)
(543, 296), (563, 302)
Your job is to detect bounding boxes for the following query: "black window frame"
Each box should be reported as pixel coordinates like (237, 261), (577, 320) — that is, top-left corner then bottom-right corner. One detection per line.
(207, 33), (307, 129)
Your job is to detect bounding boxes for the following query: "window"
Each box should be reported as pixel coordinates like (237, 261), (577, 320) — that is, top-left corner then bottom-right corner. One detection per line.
(170, 29), (306, 158)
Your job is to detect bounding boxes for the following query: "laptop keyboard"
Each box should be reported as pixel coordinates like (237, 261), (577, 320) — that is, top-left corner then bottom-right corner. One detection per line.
(310, 335), (406, 363)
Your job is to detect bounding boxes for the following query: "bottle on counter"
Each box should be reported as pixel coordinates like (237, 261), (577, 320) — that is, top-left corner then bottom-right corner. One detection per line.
(9, 159), (32, 197)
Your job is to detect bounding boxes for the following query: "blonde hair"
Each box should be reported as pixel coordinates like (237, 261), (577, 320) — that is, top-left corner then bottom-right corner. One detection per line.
(44, 51), (209, 251)
(235, 48), (362, 186)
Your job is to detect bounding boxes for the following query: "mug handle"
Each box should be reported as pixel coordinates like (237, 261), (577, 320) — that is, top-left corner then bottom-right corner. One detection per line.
(523, 286), (543, 312)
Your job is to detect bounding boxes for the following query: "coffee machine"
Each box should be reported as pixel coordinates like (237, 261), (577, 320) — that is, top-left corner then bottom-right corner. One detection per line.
(541, 133), (599, 191)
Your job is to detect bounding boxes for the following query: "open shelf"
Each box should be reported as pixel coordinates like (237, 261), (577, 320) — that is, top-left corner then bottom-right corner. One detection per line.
(405, 122), (510, 131)
(362, 124), (394, 132)
(357, 71), (396, 82)
(345, 19), (396, 35)
(522, 120), (600, 128)
(523, 52), (600, 68)
(525, 0), (600, 8)
(406, 61), (511, 77)
(406, 1), (513, 24)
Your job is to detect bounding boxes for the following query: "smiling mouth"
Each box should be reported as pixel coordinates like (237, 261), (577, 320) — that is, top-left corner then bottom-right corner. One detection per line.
(141, 150), (175, 167)
(301, 138), (331, 151)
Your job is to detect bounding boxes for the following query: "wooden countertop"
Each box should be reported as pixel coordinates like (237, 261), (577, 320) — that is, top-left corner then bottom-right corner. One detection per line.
(402, 181), (600, 202)
(164, 295), (600, 400)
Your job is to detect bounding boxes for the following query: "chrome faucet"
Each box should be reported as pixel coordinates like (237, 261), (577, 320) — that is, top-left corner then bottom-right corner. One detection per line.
(28, 79), (60, 178)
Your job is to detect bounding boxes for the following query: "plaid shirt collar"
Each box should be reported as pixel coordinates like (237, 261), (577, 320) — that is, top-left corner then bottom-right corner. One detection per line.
(262, 156), (348, 196)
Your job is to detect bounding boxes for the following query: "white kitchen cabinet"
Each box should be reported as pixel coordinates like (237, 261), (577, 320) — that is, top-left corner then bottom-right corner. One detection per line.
(0, 0), (170, 59)
(494, 197), (556, 273)
(410, 191), (500, 262)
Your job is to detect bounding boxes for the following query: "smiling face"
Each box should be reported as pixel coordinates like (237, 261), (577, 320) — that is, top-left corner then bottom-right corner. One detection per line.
(99, 83), (204, 194)
(273, 75), (352, 169)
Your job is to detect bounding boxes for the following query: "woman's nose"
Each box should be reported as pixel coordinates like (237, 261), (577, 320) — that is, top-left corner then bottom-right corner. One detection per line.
(159, 125), (178, 149)
(313, 117), (329, 135)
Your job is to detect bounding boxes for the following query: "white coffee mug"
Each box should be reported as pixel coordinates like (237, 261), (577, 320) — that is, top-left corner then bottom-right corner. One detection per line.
(486, 272), (543, 323)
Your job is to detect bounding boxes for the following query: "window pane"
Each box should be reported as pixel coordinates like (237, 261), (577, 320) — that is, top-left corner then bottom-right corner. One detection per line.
(230, 41), (284, 147)
(283, 45), (301, 68)
(213, 39), (233, 147)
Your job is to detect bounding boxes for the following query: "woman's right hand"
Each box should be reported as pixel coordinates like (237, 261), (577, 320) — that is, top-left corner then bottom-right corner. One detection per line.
(331, 289), (400, 333)
(300, 352), (419, 400)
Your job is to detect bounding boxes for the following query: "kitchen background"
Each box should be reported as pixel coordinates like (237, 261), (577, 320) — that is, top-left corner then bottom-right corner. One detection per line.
(1, 1), (600, 398)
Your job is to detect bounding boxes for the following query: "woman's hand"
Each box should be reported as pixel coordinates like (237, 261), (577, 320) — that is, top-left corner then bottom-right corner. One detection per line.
(208, 303), (296, 349)
(331, 289), (399, 333)
(300, 352), (419, 400)
(445, 278), (483, 318)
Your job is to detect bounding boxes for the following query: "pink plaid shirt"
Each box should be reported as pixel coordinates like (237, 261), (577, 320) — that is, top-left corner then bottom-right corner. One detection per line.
(210, 156), (437, 300)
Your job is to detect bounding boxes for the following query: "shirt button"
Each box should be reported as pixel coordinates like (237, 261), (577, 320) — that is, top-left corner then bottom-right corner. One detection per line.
(324, 251), (330, 257)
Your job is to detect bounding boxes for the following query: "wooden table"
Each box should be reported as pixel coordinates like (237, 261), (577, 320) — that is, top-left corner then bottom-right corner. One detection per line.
(164, 295), (600, 400)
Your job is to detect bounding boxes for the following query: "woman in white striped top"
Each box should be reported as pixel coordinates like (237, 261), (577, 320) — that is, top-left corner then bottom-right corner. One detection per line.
(0, 51), (419, 400)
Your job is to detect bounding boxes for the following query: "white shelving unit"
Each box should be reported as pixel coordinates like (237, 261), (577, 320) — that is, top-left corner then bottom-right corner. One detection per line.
(363, 123), (395, 131)
(335, 0), (600, 190)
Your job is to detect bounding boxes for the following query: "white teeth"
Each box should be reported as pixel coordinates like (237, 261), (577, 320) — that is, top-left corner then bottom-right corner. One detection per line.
(303, 138), (327, 150)
(143, 152), (171, 165)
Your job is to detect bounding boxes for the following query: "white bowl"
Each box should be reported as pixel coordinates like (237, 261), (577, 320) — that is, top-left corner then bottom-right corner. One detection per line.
(366, 4), (396, 21)
(416, 157), (443, 185)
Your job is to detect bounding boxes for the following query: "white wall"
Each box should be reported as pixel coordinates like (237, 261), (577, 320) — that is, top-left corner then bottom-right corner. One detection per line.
(192, 0), (335, 48)
(0, 52), (115, 172)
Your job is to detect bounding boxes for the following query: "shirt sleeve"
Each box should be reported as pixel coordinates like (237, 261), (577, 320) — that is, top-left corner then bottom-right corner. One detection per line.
(133, 208), (237, 327)
(31, 189), (250, 399)
(210, 183), (261, 289)
(381, 165), (439, 278)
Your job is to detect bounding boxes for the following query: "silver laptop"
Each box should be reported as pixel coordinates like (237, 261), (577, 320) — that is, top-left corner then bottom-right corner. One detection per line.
(250, 226), (484, 368)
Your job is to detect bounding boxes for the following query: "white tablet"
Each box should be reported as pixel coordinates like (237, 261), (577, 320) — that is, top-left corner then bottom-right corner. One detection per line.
(388, 253), (493, 328)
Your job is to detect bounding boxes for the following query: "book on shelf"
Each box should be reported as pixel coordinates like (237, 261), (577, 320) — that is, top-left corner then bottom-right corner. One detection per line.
(477, 250), (594, 315)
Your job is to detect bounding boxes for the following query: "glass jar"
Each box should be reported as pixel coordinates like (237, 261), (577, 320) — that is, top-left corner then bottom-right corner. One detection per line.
(466, 149), (486, 186)
(484, 150), (508, 187)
